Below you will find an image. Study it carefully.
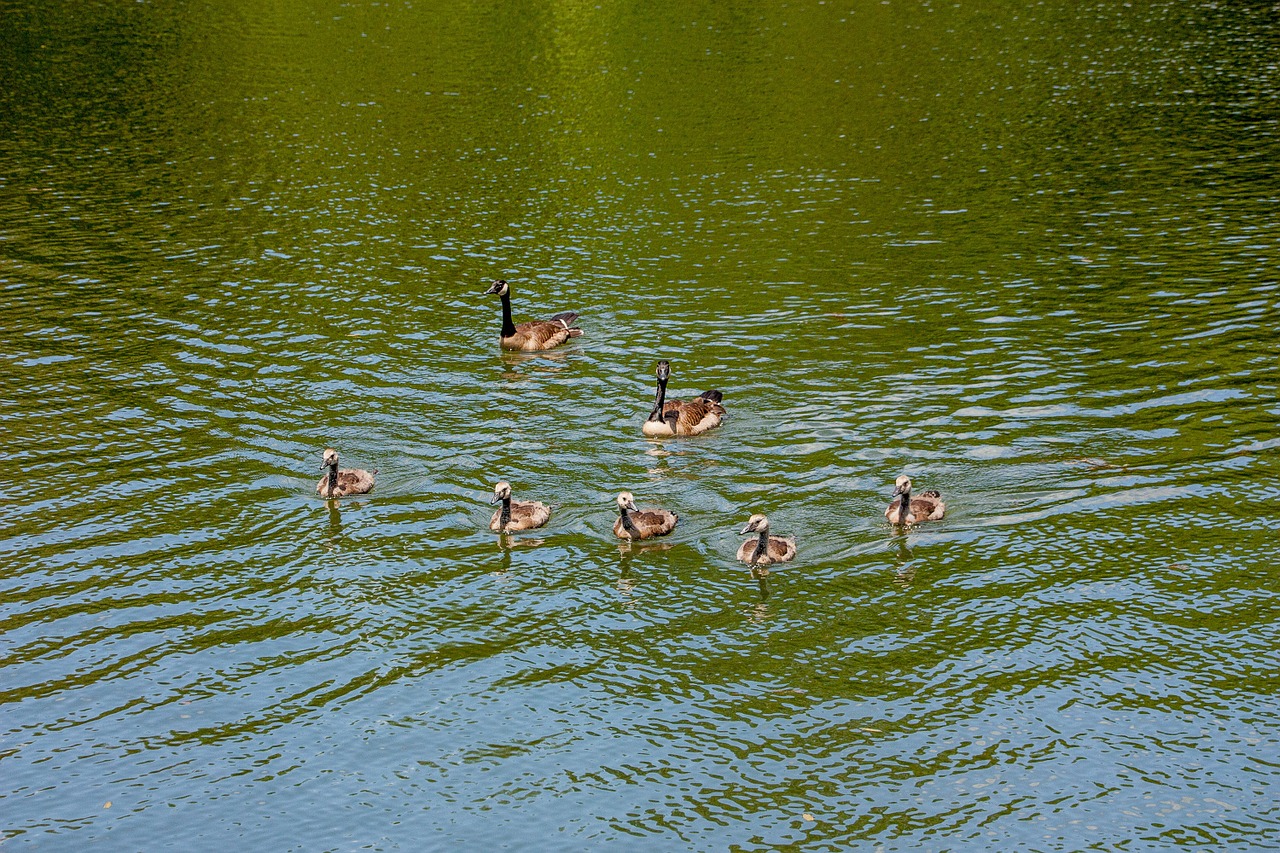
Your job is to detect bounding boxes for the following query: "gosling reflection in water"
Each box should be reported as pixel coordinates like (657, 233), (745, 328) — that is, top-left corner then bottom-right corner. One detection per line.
(615, 552), (639, 601)
(495, 533), (547, 551)
(323, 501), (344, 550)
(490, 546), (513, 577)
(752, 566), (771, 602)
(615, 539), (677, 556)
(321, 497), (373, 549)
(890, 536), (916, 588)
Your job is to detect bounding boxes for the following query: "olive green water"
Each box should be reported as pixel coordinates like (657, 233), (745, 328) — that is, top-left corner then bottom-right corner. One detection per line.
(3, 1), (1279, 849)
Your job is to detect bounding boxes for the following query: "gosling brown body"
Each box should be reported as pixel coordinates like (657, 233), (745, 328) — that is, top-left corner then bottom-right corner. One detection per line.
(316, 448), (376, 498)
(489, 481), (551, 532)
(613, 491), (678, 539)
(736, 514), (797, 566)
(885, 475), (946, 525)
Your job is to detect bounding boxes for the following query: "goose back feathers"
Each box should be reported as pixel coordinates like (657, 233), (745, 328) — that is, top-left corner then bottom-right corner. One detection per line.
(613, 491), (678, 539)
(484, 279), (583, 351)
(885, 475), (946, 524)
(316, 448), (376, 498)
(642, 360), (726, 437)
(489, 481), (551, 532)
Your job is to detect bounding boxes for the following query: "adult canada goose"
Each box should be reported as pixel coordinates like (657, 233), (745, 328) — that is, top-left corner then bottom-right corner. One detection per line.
(483, 279), (583, 351)
(489, 481), (551, 532)
(642, 360), (725, 437)
(885, 475), (946, 525)
(736, 514), (797, 566)
(316, 448), (376, 498)
(613, 491), (678, 540)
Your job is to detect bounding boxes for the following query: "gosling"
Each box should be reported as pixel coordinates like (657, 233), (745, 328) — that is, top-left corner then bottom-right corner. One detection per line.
(613, 491), (678, 540)
(885, 475), (946, 525)
(489, 481), (551, 532)
(737, 514), (797, 566)
(316, 448), (376, 498)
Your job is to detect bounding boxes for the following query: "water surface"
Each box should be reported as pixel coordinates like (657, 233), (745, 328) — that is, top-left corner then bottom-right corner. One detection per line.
(2, 1), (1278, 849)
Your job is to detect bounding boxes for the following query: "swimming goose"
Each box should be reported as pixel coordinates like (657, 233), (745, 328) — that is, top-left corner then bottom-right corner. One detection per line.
(316, 448), (376, 498)
(885, 475), (946, 525)
(489, 481), (551, 532)
(642, 360), (725, 437)
(483, 279), (583, 351)
(736, 514), (797, 566)
(612, 491), (678, 539)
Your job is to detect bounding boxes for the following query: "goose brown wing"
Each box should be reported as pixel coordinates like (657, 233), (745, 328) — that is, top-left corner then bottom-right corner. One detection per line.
(676, 399), (723, 435)
(910, 494), (945, 520)
(513, 320), (572, 349)
(510, 500), (551, 529)
(318, 468), (375, 496)
(338, 470), (375, 494)
(632, 509), (678, 536)
(768, 536), (797, 562)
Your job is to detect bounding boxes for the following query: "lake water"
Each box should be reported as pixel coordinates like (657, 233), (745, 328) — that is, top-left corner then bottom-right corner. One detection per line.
(3, 1), (1278, 849)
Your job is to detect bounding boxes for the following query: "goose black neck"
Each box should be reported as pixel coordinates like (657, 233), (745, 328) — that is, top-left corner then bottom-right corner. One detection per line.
(753, 530), (769, 563)
(499, 289), (517, 338)
(648, 377), (668, 423)
(619, 505), (637, 532)
(500, 496), (512, 528)
(326, 465), (339, 497)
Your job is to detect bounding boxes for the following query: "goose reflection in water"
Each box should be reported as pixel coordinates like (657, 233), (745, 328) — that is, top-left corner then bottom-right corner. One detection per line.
(498, 346), (571, 382)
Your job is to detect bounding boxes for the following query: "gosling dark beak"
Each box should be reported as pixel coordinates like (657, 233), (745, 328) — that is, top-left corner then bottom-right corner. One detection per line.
(740, 523), (755, 535)
(491, 495), (502, 504)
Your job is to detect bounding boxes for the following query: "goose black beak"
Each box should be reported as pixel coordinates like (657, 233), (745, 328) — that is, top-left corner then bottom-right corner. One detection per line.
(483, 280), (505, 295)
